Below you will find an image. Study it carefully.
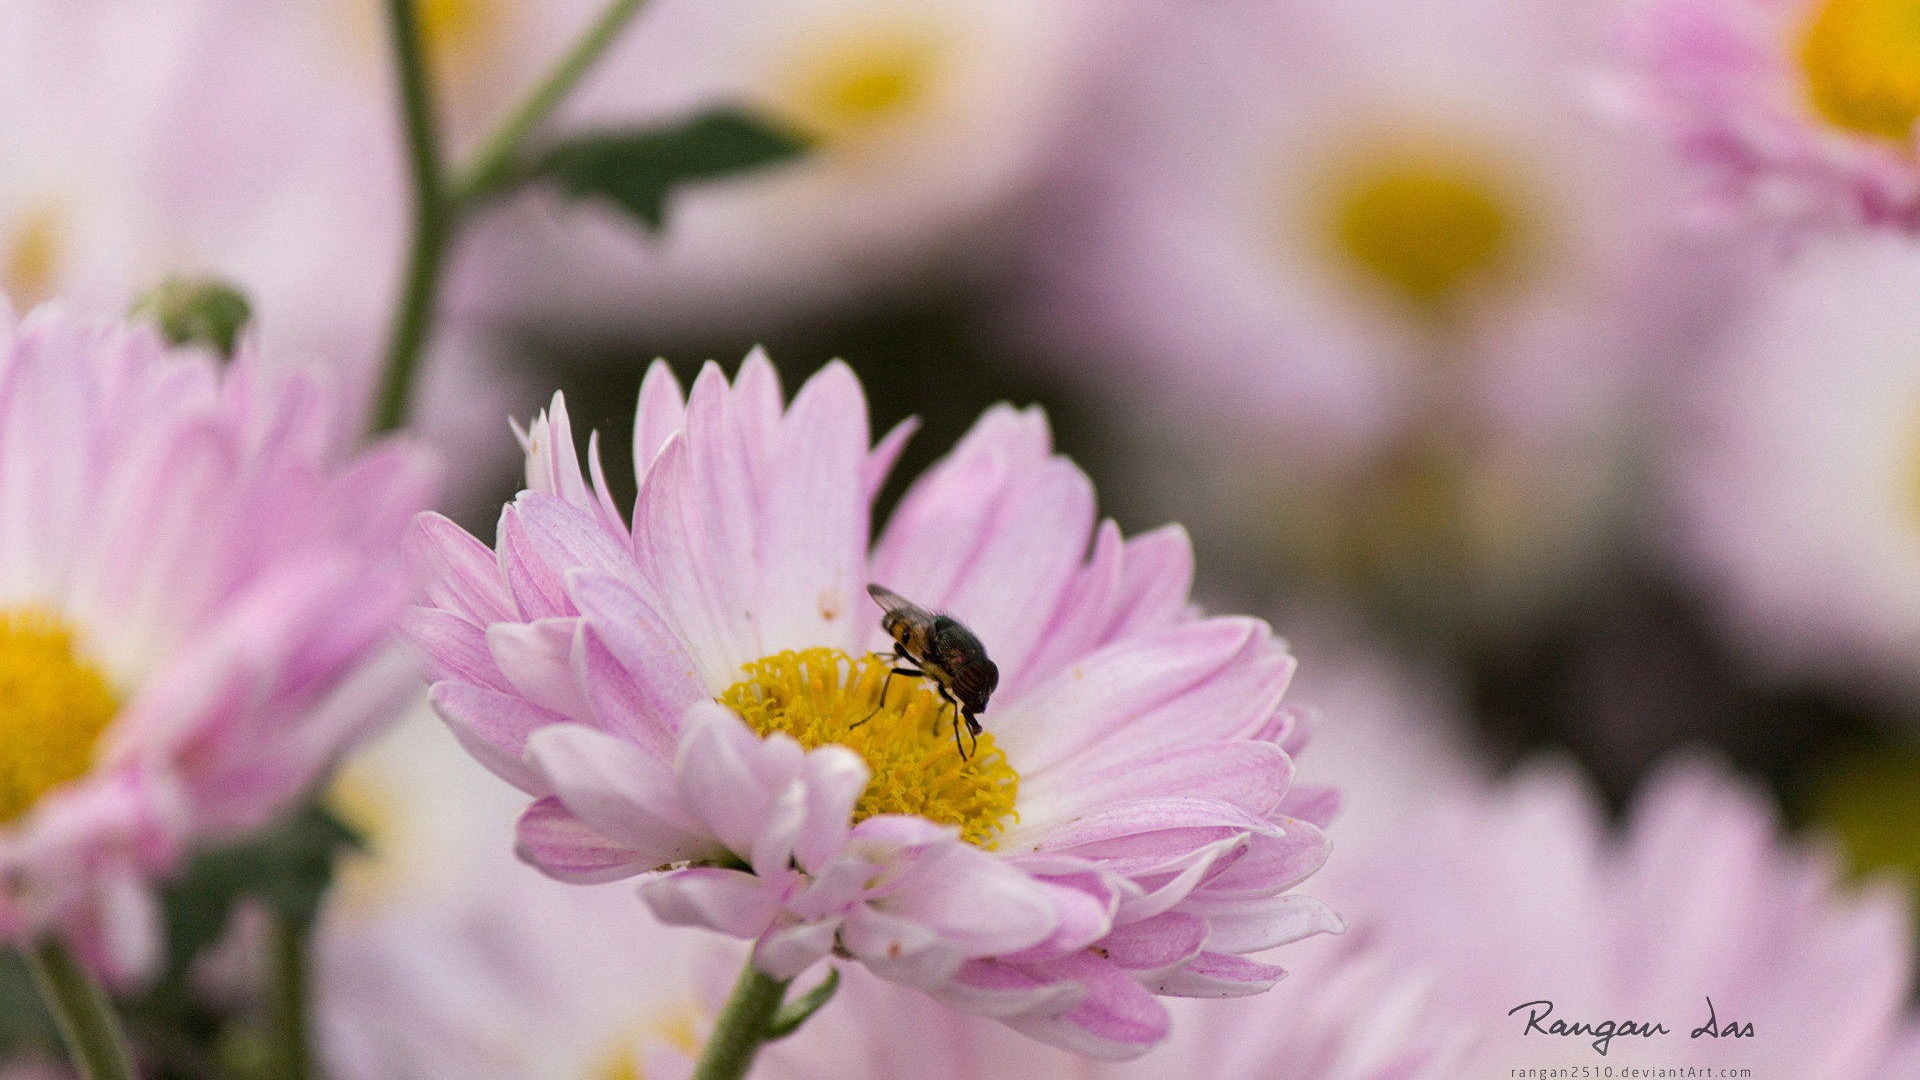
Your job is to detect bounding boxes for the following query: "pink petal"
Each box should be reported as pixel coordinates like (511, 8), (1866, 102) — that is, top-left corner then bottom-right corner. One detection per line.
(754, 918), (841, 980)
(568, 570), (705, 753)
(839, 906), (963, 989)
(642, 866), (785, 939)
(1179, 892), (1345, 953)
(522, 393), (593, 514)
(673, 704), (803, 856)
(872, 407), (1097, 679)
(937, 959), (1086, 1019)
(1014, 520), (1125, 693)
(793, 749), (867, 873)
(1097, 911), (1209, 976)
(863, 415), (919, 501)
(405, 512), (514, 624)
(523, 724), (719, 867)
(1104, 524), (1196, 640)
(631, 436), (752, 687)
(1018, 796), (1282, 858)
(487, 618), (591, 719)
(428, 681), (567, 795)
(1003, 953), (1171, 1060)
(511, 491), (638, 586)
(878, 842), (1061, 958)
(998, 618), (1283, 771)
(1017, 742), (1294, 837)
(758, 361), (871, 657)
(1149, 951), (1288, 998)
(400, 607), (508, 691)
(631, 359), (688, 479)
(496, 503), (573, 619)
(515, 796), (656, 884)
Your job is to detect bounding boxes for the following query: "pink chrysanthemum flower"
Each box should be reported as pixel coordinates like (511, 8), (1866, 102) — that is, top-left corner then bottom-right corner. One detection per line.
(406, 351), (1337, 1059)
(1615, 0), (1920, 234)
(745, 762), (1920, 1079)
(0, 303), (436, 982)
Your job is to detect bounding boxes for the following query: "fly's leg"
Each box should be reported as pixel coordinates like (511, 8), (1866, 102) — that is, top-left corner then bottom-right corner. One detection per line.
(950, 705), (969, 761)
(931, 684), (961, 738)
(961, 710), (982, 760)
(852, 651), (922, 729)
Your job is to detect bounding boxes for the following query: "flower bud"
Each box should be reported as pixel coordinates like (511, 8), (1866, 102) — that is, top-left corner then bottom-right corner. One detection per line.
(131, 276), (253, 358)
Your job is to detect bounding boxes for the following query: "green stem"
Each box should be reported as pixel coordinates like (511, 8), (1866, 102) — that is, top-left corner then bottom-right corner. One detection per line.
(24, 939), (138, 1080)
(453, 0), (652, 206)
(371, 0), (450, 435)
(690, 961), (791, 1080)
(267, 915), (315, 1080)
(369, 0), (652, 435)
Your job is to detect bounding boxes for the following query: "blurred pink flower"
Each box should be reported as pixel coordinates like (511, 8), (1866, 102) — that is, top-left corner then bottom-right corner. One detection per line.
(751, 943), (1470, 1080)
(1613, 0), (1920, 235)
(0, 0), (521, 494)
(748, 760), (1920, 1078)
(1667, 233), (1920, 701)
(406, 352), (1337, 1058)
(1017, 0), (1730, 623)
(1031, 0), (1709, 463)
(0, 304), (436, 984)
(1323, 759), (1918, 1076)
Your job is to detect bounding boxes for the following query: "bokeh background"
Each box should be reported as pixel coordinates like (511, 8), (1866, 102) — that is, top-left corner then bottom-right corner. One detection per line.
(10, 0), (1920, 1068)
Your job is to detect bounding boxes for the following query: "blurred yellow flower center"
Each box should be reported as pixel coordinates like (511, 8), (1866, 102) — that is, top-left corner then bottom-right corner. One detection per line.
(0, 609), (119, 824)
(1320, 149), (1522, 307)
(1799, 0), (1920, 142)
(720, 649), (1018, 848)
(340, 0), (500, 103)
(324, 764), (405, 912)
(767, 23), (945, 144)
(588, 1008), (703, 1080)
(4, 207), (63, 309)
(417, 0), (498, 72)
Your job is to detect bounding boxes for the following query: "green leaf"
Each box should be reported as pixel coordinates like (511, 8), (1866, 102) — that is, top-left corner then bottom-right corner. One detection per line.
(766, 966), (840, 1041)
(537, 109), (809, 231)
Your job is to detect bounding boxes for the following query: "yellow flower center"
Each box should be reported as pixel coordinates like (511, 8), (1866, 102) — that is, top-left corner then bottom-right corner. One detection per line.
(1799, 0), (1920, 143)
(0, 609), (119, 824)
(764, 21), (946, 145)
(719, 649), (1018, 849)
(4, 207), (63, 310)
(1316, 144), (1524, 308)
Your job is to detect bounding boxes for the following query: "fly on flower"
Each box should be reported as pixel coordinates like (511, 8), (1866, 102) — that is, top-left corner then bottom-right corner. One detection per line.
(861, 583), (999, 760)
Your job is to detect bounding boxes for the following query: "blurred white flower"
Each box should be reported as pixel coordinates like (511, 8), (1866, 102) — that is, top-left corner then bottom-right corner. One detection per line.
(315, 706), (712, 1080)
(320, 833), (710, 1080)
(481, 0), (1099, 331)
(1670, 232), (1920, 703)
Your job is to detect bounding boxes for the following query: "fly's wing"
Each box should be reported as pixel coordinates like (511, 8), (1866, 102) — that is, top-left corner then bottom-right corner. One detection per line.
(867, 583), (929, 620)
(868, 583), (936, 656)
(935, 622), (999, 713)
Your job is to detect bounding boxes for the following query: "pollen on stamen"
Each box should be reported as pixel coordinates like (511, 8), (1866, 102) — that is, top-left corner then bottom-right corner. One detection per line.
(0, 608), (120, 824)
(718, 648), (1019, 849)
